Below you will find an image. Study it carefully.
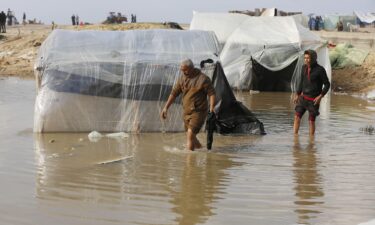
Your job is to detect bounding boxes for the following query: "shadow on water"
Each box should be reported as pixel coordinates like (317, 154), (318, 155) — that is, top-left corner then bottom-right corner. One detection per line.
(34, 133), (243, 224)
(293, 136), (324, 225)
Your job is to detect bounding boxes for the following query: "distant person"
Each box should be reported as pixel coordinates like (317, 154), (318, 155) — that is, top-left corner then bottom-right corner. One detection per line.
(75, 14), (79, 26)
(315, 16), (321, 31)
(7, 8), (12, 26)
(71, 14), (75, 25)
(337, 21), (343, 31)
(0, 11), (6, 33)
(23, 12), (26, 24)
(308, 17), (315, 31)
(293, 50), (330, 136)
(134, 14), (137, 23)
(161, 59), (216, 151)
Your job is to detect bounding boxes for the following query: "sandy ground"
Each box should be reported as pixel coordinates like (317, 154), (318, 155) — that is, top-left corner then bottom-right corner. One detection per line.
(332, 51), (375, 93)
(1, 24), (374, 93)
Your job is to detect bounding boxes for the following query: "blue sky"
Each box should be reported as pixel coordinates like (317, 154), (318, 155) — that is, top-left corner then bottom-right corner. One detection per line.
(2, 0), (375, 25)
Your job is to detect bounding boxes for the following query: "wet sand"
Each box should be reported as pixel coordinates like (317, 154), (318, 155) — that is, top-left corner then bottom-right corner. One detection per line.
(1, 78), (375, 225)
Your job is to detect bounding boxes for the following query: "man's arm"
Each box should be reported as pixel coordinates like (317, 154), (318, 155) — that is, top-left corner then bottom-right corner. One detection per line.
(203, 75), (216, 112)
(209, 94), (215, 113)
(320, 67), (331, 96)
(313, 67), (331, 105)
(294, 66), (304, 104)
(161, 77), (182, 119)
(161, 94), (177, 119)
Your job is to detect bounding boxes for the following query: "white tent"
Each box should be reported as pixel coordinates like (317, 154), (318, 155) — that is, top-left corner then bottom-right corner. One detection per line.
(189, 12), (249, 46)
(34, 29), (264, 134)
(34, 29), (221, 132)
(190, 12), (331, 91)
(354, 11), (375, 24)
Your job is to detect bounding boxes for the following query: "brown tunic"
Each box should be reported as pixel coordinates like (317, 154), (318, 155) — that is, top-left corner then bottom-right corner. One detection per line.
(171, 68), (215, 133)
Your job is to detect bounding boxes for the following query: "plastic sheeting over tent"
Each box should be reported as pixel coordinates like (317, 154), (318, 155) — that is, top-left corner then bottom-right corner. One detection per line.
(354, 11), (375, 24)
(190, 12), (331, 91)
(322, 15), (340, 31)
(190, 12), (249, 46)
(34, 29), (264, 134)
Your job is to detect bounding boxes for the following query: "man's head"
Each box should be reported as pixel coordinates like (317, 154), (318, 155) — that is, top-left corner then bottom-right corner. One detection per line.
(304, 49), (317, 66)
(180, 59), (194, 76)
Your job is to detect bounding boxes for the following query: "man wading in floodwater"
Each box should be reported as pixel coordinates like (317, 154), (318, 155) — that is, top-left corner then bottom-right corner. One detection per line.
(161, 59), (216, 151)
(293, 49), (330, 136)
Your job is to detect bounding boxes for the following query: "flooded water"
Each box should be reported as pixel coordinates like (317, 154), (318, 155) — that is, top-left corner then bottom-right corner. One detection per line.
(1, 77), (375, 225)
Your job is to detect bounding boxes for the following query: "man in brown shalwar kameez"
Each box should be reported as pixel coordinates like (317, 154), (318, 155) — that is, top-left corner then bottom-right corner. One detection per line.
(161, 59), (216, 151)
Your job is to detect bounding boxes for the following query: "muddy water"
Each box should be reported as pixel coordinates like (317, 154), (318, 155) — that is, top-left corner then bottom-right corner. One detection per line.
(1, 78), (375, 225)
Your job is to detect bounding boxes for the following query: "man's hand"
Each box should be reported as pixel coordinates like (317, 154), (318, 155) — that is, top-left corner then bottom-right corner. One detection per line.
(161, 108), (168, 120)
(313, 95), (323, 105)
(293, 94), (300, 104)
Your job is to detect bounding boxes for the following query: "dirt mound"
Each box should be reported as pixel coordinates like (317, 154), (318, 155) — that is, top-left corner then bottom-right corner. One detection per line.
(0, 26), (49, 77)
(332, 51), (375, 93)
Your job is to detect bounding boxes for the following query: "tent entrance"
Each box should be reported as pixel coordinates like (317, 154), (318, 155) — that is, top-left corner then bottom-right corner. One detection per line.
(250, 58), (298, 92)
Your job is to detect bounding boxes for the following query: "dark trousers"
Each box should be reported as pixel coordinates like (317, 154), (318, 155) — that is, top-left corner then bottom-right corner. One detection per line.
(0, 22), (5, 33)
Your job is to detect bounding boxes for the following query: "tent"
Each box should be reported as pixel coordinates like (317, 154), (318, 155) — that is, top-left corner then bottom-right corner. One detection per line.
(34, 29), (265, 134)
(354, 11), (375, 24)
(323, 15), (340, 31)
(190, 12), (331, 91)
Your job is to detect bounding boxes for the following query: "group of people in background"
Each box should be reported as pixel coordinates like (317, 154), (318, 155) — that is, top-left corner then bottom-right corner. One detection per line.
(0, 11), (6, 33)
(71, 14), (80, 26)
(0, 8), (18, 33)
(308, 16), (323, 31)
(130, 14), (137, 23)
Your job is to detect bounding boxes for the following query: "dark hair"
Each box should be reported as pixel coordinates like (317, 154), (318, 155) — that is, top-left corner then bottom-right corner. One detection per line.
(304, 49), (317, 64)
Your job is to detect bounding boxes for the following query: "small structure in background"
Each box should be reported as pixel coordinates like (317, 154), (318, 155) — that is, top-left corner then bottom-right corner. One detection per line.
(229, 8), (301, 17)
(229, 8), (308, 28)
(354, 11), (375, 28)
(28, 18), (41, 24)
(104, 12), (127, 24)
(163, 22), (183, 30)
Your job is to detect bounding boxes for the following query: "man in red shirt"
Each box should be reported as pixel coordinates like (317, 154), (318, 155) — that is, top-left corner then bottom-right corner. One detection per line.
(293, 50), (330, 136)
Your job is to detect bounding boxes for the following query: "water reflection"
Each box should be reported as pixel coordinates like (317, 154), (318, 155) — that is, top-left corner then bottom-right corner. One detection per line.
(171, 153), (238, 225)
(34, 133), (241, 224)
(293, 136), (324, 225)
(34, 133), (134, 202)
